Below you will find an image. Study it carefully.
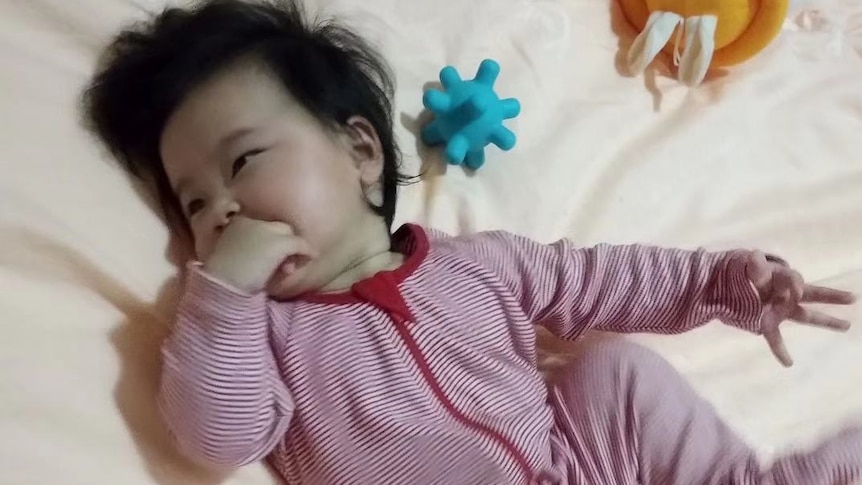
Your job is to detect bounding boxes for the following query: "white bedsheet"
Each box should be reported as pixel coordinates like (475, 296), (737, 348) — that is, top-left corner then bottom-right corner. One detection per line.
(1, 0), (861, 483)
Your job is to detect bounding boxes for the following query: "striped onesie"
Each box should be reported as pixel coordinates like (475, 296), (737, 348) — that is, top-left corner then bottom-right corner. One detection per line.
(160, 224), (862, 484)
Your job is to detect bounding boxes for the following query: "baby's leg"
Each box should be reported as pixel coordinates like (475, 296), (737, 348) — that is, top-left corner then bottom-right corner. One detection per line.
(550, 339), (862, 485)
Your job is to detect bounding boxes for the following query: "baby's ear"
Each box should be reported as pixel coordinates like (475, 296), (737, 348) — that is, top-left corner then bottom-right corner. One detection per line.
(344, 115), (384, 185)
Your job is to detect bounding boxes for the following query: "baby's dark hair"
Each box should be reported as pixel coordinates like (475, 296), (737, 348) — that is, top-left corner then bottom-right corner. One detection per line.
(82, 0), (406, 233)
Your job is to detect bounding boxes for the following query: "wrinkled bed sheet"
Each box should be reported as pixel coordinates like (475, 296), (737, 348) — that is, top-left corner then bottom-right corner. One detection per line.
(1, 0), (861, 483)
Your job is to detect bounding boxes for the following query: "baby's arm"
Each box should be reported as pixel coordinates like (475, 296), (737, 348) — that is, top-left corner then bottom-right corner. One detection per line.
(461, 232), (762, 339)
(158, 265), (294, 468)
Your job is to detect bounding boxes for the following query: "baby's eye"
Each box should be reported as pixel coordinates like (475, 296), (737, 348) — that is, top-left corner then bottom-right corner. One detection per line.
(231, 149), (264, 177)
(186, 198), (205, 216)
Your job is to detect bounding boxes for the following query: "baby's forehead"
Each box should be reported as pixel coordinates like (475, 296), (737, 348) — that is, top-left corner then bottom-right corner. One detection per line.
(159, 59), (303, 164)
(180, 58), (298, 115)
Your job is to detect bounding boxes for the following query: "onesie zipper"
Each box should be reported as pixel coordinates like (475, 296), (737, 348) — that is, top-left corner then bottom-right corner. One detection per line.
(390, 314), (534, 482)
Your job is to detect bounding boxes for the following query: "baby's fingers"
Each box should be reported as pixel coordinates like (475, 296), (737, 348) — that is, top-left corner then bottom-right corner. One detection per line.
(764, 325), (793, 368)
(774, 268), (804, 302)
(802, 285), (856, 305)
(791, 306), (851, 332)
(283, 236), (317, 260)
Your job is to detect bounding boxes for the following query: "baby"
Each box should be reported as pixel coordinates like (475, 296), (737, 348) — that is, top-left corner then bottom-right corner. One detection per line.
(82, 1), (862, 484)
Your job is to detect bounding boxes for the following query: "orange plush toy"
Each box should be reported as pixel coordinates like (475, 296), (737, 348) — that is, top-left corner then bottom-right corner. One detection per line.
(620, 0), (791, 86)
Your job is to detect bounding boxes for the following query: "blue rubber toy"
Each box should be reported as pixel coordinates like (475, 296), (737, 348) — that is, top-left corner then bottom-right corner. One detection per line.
(421, 59), (521, 171)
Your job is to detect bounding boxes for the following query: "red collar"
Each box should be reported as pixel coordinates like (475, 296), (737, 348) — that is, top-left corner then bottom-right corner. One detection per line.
(297, 223), (429, 305)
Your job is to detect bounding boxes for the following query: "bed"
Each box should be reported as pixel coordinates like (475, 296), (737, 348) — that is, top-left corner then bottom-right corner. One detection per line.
(1, 0), (861, 483)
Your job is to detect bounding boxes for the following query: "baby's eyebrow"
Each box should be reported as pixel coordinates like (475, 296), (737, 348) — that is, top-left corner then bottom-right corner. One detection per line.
(212, 127), (256, 159)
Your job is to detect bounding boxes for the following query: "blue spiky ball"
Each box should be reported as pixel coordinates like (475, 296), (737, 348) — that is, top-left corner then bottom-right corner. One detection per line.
(421, 59), (521, 171)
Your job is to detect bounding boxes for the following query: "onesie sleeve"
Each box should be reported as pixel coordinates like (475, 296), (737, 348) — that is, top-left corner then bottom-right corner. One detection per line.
(457, 231), (763, 340)
(158, 263), (294, 468)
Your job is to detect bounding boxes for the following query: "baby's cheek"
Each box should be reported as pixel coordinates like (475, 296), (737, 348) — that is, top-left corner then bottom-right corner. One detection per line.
(288, 179), (344, 236)
(236, 168), (293, 219)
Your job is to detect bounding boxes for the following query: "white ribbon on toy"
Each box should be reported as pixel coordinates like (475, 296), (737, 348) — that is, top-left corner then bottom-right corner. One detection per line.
(626, 11), (718, 87)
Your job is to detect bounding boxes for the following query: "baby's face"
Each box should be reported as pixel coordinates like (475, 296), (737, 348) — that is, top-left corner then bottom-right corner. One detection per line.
(159, 60), (385, 297)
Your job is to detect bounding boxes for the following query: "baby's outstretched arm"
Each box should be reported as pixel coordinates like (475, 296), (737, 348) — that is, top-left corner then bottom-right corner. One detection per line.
(459, 232), (848, 341)
(159, 266), (294, 468)
(542, 243), (761, 336)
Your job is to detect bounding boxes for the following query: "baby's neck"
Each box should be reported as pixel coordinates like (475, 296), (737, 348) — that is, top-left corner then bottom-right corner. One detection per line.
(322, 250), (404, 293)
(319, 224), (404, 293)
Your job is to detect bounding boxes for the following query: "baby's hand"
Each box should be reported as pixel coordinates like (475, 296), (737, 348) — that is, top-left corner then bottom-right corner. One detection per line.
(745, 251), (856, 367)
(203, 216), (316, 293)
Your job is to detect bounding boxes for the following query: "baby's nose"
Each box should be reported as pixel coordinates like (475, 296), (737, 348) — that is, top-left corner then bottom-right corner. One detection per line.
(213, 200), (240, 233)
(224, 208), (238, 222)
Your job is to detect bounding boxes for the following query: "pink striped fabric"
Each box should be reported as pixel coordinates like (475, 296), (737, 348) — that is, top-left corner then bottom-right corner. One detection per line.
(158, 224), (767, 483)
